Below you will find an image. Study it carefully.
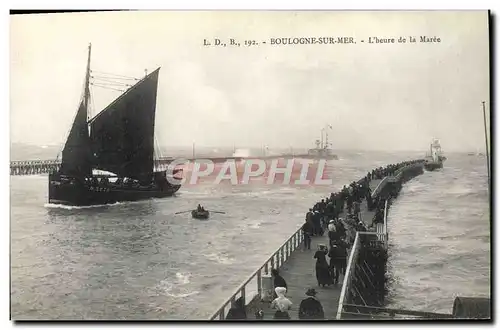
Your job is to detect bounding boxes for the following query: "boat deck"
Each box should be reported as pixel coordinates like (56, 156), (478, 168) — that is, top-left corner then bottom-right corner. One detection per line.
(249, 179), (381, 320)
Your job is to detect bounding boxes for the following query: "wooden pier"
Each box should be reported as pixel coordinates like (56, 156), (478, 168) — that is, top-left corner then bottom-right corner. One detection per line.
(10, 159), (61, 176)
(249, 178), (382, 320)
(209, 176), (385, 320)
(9, 157), (245, 176)
(208, 160), (468, 321)
(209, 160), (490, 321)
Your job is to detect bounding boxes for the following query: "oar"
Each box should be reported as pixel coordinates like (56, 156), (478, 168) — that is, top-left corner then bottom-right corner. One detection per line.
(209, 210), (226, 214)
(175, 210), (192, 215)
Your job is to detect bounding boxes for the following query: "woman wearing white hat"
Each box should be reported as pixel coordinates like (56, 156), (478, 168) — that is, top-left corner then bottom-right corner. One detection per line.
(271, 287), (292, 319)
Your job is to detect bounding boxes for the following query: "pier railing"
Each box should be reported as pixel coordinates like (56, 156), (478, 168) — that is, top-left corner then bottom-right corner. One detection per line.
(371, 176), (389, 199)
(208, 176), (374, 320)
(339, 304), (455, 319)
(383, 198), (389, 243)
(336, 199), (390, 319)
(336, 162), (427, 320)
(209, 226), (304, 320)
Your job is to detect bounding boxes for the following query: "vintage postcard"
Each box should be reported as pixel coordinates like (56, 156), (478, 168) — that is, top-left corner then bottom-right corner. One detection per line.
(9, 10), (490, 321)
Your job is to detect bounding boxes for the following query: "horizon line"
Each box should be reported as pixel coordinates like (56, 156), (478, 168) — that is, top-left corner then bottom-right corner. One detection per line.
(10, 141), (485, 154)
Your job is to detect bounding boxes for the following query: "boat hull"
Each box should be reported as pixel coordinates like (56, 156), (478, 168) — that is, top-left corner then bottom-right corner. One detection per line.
(192, 210), (210, 219)
(424, 161), (443, 171)
(260, 154), (339, 160)
(293, 154), (339, 160)
(48, 173), (181, 206)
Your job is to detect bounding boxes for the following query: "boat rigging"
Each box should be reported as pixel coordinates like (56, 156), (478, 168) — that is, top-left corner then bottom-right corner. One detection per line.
(49, 43), (182, 206)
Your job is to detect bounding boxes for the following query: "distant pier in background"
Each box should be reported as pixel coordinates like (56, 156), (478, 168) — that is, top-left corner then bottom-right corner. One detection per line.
(10, 156), (245, 176)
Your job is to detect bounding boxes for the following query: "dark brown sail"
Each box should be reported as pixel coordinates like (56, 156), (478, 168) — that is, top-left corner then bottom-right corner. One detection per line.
(59, 45), (93, 177)
(89, 68), (160, 179)
(59, 100), (93, 177)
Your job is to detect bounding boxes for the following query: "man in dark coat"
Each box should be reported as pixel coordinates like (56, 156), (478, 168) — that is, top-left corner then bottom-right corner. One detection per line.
(328, 221), (340, 247)
(312, 210), (323, 236)
(353, 201), (361, 218)
(335, 219), (346, 239)
(302, 219), (313, 250)
(319, 199), (326, 213)
(346, 193), (353, 214)
(328, 240), (349, 284)
(305, 209), (314, 236)
(298, 289), (324, 320)
(373, 207), (384, 224)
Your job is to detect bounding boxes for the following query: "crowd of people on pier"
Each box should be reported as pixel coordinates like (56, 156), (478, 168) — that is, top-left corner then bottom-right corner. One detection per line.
(225, 160), (422, 320)
(304, 160), (422, 289)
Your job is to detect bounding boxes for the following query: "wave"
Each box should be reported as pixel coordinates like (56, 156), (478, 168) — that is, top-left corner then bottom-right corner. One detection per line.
(445, 185), (477, 198)
(203, 252), (235, 265)
(175, 272), (191, 285)
(44, 202), (123, 210)
(247, 221), (262, 229)
(165, 291), (199, 298)
(158, 272), (199, 298)
(174, 190), (217, 197)
(245, 219), (276, 229)
(402, 181), (427, 194)
(236, 190), (274, 197)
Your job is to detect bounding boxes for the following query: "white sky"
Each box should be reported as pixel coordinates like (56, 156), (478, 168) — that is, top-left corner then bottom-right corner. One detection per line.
(10, 10), (489, 152)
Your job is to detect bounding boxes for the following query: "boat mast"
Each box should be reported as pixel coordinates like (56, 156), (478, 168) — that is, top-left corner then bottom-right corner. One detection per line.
(324, 129), (329, 149)
(320, 127), (324, 149)
(482, 101), (490, 184)
(323, 124), (332, 149)
(59, 43), (93, 177)
(84, 43), (92, 120)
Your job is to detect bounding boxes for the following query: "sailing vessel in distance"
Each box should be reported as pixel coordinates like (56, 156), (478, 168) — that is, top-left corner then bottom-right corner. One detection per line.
(49, 44), (182, 206)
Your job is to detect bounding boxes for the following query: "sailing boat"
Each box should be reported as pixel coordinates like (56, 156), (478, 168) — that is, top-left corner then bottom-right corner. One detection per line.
(48, 44), (182, 206)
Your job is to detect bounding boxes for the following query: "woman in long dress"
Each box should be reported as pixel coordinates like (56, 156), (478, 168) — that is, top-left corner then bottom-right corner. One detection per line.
(314, 244), (333, 287)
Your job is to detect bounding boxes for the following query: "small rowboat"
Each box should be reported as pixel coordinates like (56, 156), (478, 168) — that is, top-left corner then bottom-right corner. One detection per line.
(192, 209), (210, 220)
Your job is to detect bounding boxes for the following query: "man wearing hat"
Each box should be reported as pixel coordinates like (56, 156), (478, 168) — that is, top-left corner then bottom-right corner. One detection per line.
(298, 288), (324, 320)
(328, 220), (340, 249)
